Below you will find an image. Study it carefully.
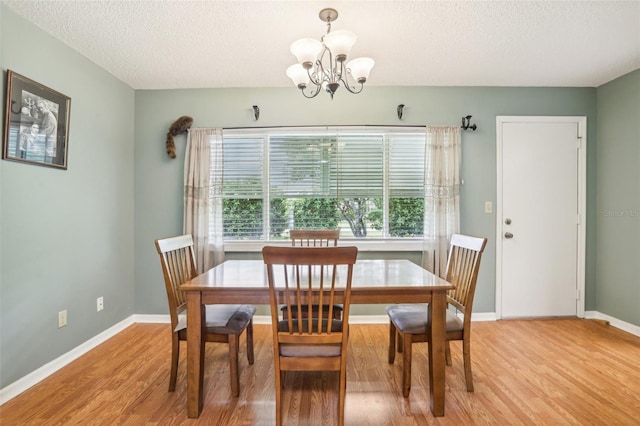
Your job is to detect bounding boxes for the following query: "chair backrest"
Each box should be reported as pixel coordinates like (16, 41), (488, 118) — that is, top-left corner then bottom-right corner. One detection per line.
(445, 234), (488, 318)
(262, 246), (358, 348)
(155, 234), (198, 329)
(290, 229), (340, 247)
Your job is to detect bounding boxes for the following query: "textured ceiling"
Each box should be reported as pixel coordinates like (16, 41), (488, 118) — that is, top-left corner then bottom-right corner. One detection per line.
(3, 0), (640, 90)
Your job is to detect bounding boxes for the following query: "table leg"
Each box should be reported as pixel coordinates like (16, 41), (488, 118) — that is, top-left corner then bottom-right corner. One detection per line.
(186, 291), (205, 417)
(427, 289), (446, 416)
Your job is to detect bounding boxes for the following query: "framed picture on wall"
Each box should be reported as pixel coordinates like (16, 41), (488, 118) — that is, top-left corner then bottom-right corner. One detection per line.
(2, 70), (71, 170)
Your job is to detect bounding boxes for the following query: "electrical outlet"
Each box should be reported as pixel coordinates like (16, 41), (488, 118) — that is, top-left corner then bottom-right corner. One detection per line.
(97, 297), (104, 312)
(58, 310), (68, 328)
(484, 201), (493, 214)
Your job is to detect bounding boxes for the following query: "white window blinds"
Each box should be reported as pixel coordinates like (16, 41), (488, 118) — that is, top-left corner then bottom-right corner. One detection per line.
(221, 128), (425, 240)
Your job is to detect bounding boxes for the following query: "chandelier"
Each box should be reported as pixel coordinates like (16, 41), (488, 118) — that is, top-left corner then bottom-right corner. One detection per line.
(286, 8), (375, 99)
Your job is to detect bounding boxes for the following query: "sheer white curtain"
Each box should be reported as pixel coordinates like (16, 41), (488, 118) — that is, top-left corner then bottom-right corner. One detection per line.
(183, 128), (224, 273)
(422, 125), (461, 277)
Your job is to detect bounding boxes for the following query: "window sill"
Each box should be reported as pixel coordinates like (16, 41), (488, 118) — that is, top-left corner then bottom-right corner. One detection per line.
(223, 239), (424, 252)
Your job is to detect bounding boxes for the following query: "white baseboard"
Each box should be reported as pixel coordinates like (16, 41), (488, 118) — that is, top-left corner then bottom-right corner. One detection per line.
(585, 311), (640, 337)
(0, 316), (135, 405)
(131, 314), (170, 323)
(469, 312), (498, 322)
(349, 315), (389, 324)
(3, 311), (635, 406)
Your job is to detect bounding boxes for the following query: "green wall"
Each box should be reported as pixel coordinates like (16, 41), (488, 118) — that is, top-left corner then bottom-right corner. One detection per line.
(134, 86), (598, 317)
(595, 69), (640, 325)
(0, 7), (135, 388)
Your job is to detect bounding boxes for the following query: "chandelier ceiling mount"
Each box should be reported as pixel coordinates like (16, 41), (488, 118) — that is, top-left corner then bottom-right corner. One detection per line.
(318, 8), (338, 28)
(286, 8), (375, 99)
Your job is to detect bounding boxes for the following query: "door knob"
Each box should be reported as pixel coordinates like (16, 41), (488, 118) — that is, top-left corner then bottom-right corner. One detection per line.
(504, 218), (512, 225)
(504, 232), (514, 239)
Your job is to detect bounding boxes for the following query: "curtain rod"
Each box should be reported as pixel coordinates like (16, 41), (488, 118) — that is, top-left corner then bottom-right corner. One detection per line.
(220, 124), (430, 130)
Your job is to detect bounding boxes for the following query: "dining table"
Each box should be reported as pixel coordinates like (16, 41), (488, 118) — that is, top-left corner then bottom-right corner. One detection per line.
(180, 258), (455, 418)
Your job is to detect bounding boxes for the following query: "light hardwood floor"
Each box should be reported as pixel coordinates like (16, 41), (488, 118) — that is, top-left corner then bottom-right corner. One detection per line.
(1, 319), (639, 425)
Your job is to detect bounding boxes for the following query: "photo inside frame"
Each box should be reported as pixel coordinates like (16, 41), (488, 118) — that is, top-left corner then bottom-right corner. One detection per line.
(3, 70), (70, 169)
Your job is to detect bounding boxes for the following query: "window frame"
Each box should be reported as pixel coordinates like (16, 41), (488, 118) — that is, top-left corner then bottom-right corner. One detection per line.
(221, 126), (426, 252)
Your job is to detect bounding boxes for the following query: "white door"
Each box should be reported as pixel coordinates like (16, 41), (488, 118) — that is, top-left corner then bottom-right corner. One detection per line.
(496, 117), (586, 318)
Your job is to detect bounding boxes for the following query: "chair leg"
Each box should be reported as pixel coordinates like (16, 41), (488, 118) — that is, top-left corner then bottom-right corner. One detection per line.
(228, 333), (240, 397)
(388, 322), (397, 364)
(445, 340), (452, 366)
(275, 362), (283, 426)
(397, 332), (403, 353)
(462, 336), (474, 392)
(246, 321), (255, 365)
(169, 333), (179, 392)
(401, 333), (412, 398)
(338, 364), (347, 426)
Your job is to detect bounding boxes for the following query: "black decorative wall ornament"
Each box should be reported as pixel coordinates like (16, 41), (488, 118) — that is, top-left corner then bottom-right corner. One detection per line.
(461, 115), (477, 131)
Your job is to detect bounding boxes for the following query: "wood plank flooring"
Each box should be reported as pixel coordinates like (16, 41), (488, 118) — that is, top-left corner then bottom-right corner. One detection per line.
(1, 319), (639, 425)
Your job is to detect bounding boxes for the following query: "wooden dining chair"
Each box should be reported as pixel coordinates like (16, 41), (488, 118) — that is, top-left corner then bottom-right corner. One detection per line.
(263, 245), (358, 426)
(386, 234), (487, 397)
(282, 229), (343, 320)
(154, 234), (255, 396)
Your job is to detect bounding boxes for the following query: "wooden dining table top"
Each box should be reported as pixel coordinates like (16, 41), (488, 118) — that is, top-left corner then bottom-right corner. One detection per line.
(180, 259), (454, 304)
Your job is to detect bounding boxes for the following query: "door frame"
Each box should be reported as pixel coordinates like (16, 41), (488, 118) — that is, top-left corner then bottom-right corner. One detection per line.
(495, 116), (587, 319)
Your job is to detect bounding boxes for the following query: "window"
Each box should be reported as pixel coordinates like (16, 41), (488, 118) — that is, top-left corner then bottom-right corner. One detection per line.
(221, 128), (425, 240)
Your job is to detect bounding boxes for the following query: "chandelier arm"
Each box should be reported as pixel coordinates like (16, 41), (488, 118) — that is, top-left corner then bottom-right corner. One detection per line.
(308, 59), (325, 87)
(332, 64), (341, 84)
(339, 62), (364, 94)
(301, 84), (322, 98)
(341, 79), (364, 94)
(329, 50), (340, 84)
(315, 47), (336, 85)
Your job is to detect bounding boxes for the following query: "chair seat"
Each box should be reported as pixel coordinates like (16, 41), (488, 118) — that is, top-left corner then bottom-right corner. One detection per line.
(281, 304), (343, 313)
(277, 319), (343, 333)
(386, 304), (463, 334)
(175, 304), (256, 334)
(281, 304), (343, 321)
(280, 344), (342, 357)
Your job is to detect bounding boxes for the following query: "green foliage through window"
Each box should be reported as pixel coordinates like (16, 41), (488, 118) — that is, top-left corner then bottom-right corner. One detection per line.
(389, 198), (424, 237)
(223, 199), (263, 239)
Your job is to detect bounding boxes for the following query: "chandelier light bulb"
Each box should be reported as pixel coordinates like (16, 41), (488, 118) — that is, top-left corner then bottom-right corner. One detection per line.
(347, 57), (375, 83)
(290, 38), (323, 68)
(322, 30), (357, 62)
(286, 64), (310, 88)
